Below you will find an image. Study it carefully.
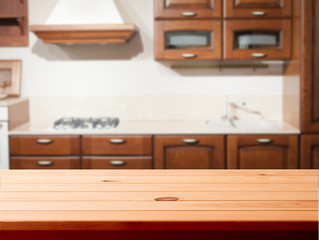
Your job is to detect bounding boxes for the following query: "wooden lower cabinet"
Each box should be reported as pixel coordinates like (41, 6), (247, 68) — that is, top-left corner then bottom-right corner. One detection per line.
(227, 135), (299, 169)
(82, 156), (153, 169)
(154, 135), (225, 169)
(10, 157), (80, 169)
(301, 135), (319, 169)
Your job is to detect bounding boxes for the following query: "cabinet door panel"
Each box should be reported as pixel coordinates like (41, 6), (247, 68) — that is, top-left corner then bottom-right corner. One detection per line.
(239, 146), (287, 169)
(165, 146), (215, 169)
(155, 0), (222, 19)
(227, 135), (298, 169)
(224, 0), (292, 18)
(301, 135), (319, 169)
(154, 135), (225, 169)
(155, 20), (222, 60)
(301, 0), (319, 132)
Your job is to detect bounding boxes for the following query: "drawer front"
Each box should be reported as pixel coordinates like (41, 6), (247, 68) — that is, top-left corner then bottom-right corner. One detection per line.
(224, 0), (292, 18)
(155, 0), (222, 19)
(10, 157), (81, 169)
(224, 19), (291, 60)
(82, 136), (153, 156)
(82, 157), (153, 169)
(10, 136), (80, 156)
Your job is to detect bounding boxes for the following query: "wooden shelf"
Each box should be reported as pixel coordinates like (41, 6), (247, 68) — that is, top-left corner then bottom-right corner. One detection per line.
(30, 24), (138, 44)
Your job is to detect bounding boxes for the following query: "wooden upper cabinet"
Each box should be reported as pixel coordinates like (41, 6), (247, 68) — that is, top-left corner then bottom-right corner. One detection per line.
(155, 20), (222, 60)
(301, 135), (319, 169)
(0, 0), (29, 46)
(224, 19), (291, 60)
(301, 0), (319, 132)
(154, 135), (225, 169)
(227, 135), (298, 169)
(155, 0), (222, 19)
(224, 0), (292, 18)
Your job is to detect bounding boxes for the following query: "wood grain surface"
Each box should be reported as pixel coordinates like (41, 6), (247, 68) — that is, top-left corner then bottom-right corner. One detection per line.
(0, 170), (318, 239)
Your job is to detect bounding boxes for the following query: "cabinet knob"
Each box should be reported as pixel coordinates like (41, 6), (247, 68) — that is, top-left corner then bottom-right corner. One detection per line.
(256, 138), (273, 144)
(181, 12), (197, 17)
(36, 139), (53, 144)
(251, 53), (266, 58)
(109, 139), (126, 144)
(181, 53), (197, 59)
(251, 11), (266, 16)
(109, 160), (126, 166)
(37, 160), (54, 166)
(182, 139), (199, 144)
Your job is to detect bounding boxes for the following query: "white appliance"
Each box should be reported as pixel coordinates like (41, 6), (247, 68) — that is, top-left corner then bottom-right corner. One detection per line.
(0, 107), (9, 169)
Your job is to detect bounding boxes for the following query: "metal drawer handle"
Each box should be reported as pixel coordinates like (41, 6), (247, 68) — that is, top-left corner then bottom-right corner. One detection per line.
(257, 139), (273, 144)
(36, 139), (53, 144)
(181, 12), (197, 17)
(251, 11), (266, 16)
(109, 139), (126, 144)
(109, 160), (126, 166)
(182, 139), (199, 144)
(181, 53), (197, 58)
(251, 53), (266, 58)
(37, 161), (54, 166)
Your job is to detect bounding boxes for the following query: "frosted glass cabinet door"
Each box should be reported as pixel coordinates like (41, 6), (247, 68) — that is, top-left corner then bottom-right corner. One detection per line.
(154, 0), (222, 19)
(0, 122), (9, 169)
(155, 20), (222, 60)
(224, 19), (291, 60)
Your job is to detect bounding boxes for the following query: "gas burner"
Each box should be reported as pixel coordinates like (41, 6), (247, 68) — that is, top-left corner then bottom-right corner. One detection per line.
(53, 117), (120, 130)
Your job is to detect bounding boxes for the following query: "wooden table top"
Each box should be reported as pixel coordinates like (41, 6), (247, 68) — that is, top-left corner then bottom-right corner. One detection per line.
(0, 170), (318, 231)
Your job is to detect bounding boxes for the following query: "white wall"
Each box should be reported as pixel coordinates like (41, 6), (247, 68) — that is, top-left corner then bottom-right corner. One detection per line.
(0, 0), (284, 121)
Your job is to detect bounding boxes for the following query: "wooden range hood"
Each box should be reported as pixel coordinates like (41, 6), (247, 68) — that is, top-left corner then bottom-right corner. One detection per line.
(30, 24), (137, 44)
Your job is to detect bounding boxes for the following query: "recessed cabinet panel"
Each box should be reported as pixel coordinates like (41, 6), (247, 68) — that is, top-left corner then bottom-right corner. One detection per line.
(227, 135), (298, 169)
(224, 19), (291, 60)
(224, 0), (292, 18)
(154, 135), (225, 169)
(155, 20), (222, 60)
(155, 0), (222, 19)
(301, 135), (319, 169)
(165, 146), (215, 169)
(239, 146), (287, 169)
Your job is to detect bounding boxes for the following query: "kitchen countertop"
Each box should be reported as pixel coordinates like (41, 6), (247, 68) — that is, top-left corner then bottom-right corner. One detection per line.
(9, 120), (300, 135)
(0, 170), (317, 239)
